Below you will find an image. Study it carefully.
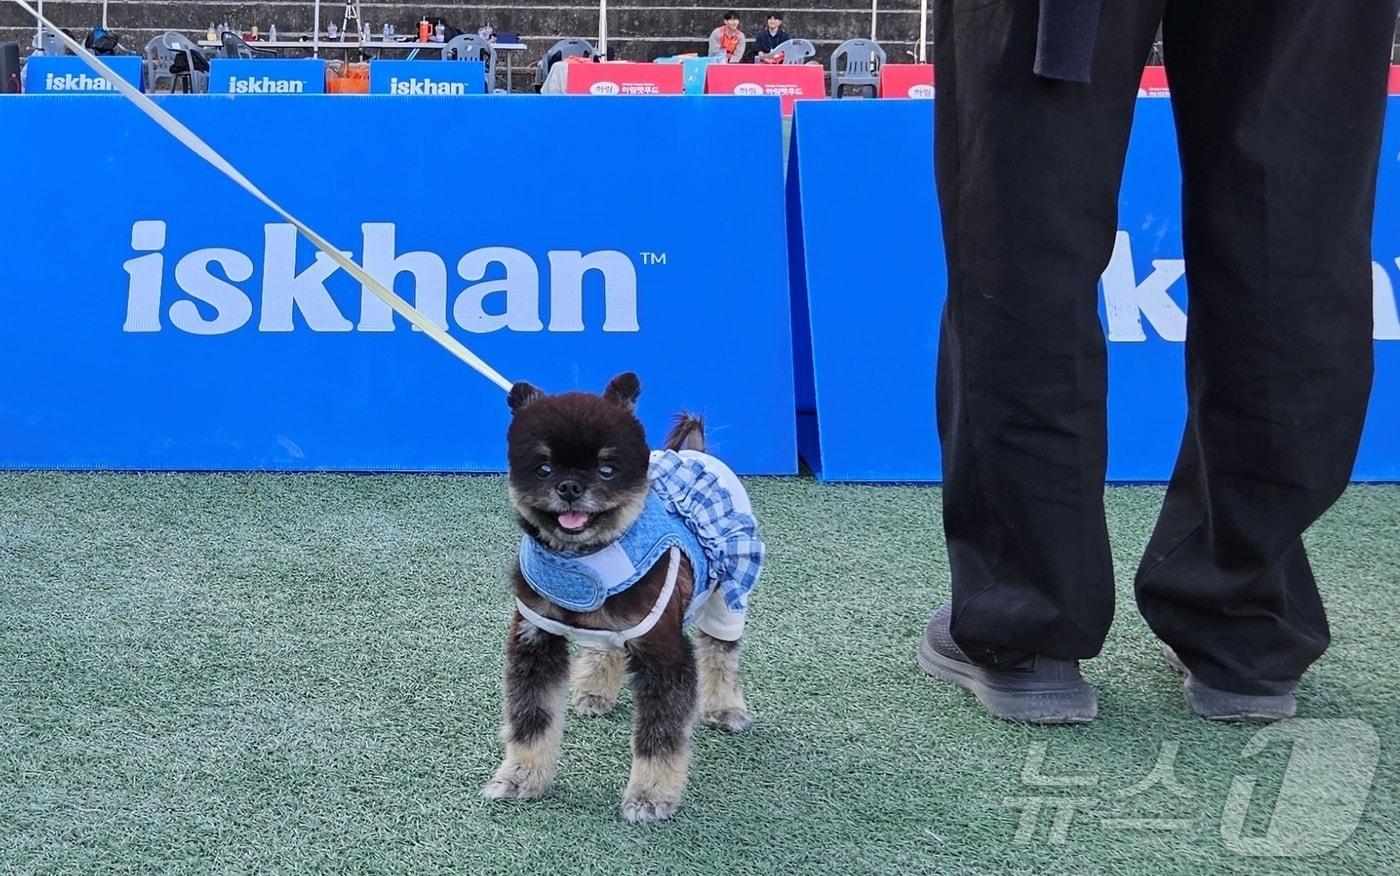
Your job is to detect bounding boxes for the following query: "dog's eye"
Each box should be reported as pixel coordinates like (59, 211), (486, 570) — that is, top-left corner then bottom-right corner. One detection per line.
(598, 463), (617, 479)
(534, 463), (553, 479)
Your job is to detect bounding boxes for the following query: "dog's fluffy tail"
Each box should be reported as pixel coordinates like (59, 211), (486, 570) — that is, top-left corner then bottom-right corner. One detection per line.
(663, 412), (706, 452)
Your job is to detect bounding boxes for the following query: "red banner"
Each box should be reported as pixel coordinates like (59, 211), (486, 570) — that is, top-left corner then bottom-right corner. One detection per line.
(705, 64), (826, 115)
(1139, 66), (1169, 98)
(878, 64), (935, 99)
(1138, 66), (1400, 98)
(564, 62), (683, 96)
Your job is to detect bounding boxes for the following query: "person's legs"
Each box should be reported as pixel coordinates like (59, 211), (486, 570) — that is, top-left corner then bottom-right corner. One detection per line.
(1136, 0), (1395, 702)
(935, 0), (1165, 666)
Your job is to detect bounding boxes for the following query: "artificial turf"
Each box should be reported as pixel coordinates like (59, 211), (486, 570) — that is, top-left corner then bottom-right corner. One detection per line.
(2, 473), (1397, 874)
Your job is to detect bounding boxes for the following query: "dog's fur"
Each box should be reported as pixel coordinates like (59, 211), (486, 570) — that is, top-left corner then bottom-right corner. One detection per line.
(481, 374), (751, 823)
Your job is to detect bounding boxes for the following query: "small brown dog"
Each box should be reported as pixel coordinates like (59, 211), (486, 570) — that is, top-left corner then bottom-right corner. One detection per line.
(481, 373), (763, 822)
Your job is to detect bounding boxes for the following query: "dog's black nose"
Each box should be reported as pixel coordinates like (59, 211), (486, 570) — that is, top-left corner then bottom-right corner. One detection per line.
(556, 479), (584, 500)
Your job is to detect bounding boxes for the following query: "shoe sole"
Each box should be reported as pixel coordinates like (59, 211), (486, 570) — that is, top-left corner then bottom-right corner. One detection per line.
(1159, 645), (1294, 723)
(917, 636), (1098, 725)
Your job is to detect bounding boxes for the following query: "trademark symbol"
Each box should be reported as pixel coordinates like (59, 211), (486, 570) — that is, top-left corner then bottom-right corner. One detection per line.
(640, 251), (668, 266)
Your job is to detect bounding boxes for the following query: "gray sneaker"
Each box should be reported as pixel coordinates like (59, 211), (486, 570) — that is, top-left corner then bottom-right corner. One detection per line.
(917, 602), (1098, 724)
(1161, 644), (1296, 723)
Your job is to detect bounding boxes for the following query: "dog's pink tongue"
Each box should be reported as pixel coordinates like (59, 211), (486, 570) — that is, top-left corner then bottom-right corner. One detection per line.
(558, 512), (590, 531)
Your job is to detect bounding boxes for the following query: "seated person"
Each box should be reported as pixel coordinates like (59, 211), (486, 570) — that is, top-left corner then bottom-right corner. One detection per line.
(752, 12), (791, 62)
(708, 11), (746, 63)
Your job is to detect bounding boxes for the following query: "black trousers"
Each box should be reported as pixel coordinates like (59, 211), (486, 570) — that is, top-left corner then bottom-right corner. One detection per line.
(935, 0), (1396, 695)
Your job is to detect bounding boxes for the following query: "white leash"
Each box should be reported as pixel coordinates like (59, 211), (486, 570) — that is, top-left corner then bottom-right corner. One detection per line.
(11, 0), (514, 393)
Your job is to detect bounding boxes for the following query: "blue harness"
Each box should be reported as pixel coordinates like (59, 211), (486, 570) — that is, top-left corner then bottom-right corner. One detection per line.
(518, 492), (710, 615)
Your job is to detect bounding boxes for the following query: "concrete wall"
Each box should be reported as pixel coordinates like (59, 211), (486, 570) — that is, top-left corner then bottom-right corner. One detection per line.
(3, 3), (1397, 86)
(0, 1), (932, 71)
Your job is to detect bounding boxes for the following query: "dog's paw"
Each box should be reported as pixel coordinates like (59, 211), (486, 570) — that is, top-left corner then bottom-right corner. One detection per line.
(621, 789), (682, 823)
(701, 708), (753, 733)
(572, 692), (617, 717)
(480, 762), (554, 801)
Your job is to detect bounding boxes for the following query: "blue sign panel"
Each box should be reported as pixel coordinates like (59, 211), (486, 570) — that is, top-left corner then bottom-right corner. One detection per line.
(209, 59), (326, 94)
(23, 55), (143, 93)
(787, 100), (942, 482)
(1104, 103), (1190, 481)
(789, 98), (1400, 482)
(1107, 100), (1400, 481)
(0, 96), (796, 473)
(369, 60), (486, 95)
(1367, 99), (1400, 480)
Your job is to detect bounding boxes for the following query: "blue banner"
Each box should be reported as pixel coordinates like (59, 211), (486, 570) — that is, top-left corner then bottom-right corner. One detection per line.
(787, 100), (942, 482)
(0, 96), (796, 473)
(369, 60), (486, 95)
(1107, 99), (1399, 481)
(23, 55), (143, 93)
(789, 98), (1400, 482)
(209, 59), (326, 94)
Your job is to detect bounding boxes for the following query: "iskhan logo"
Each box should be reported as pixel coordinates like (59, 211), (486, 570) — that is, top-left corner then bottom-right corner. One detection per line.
(44, 72), (115, 91)
(907, 84), (935, 99)
(733, 83), (765, 96)
(122, 221), (642, 335)
(227, 75), (306, 94)
(389, 76), (467, 96)
(588, 81), (621, 95)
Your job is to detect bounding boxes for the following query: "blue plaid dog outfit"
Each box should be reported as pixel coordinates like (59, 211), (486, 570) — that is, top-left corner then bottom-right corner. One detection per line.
(517, 450), (763, 645)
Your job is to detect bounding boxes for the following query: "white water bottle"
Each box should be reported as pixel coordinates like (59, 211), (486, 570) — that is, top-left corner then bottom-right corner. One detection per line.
(268, 24), (278, 42)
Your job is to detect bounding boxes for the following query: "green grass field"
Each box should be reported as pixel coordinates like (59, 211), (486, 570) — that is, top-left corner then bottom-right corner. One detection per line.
(3, 473), (1398, 874)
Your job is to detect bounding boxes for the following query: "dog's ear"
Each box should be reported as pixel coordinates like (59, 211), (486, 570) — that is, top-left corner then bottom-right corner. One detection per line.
(603, 372), (641, 411)
(508, 381), (543, 413)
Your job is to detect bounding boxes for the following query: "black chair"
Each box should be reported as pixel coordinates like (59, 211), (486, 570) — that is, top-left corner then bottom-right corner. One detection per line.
(220, 31), (274, 60)
(0, 41), (19, 93)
